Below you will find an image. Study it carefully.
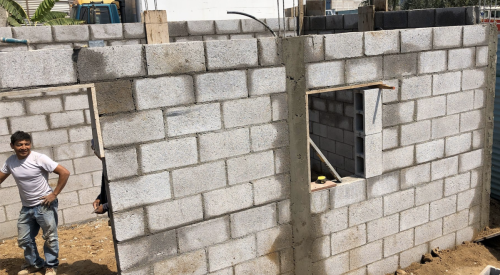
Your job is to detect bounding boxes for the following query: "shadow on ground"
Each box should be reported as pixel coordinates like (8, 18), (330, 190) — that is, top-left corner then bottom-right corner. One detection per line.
(0, 258), (117, 275)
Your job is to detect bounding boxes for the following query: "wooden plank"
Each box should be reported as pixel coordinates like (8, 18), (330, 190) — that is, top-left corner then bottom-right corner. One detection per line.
(309, 137), (342, 183)
(306, 81), (392, 95)
(474, 231), (500, 242)
(87, 87), (105, 159)
(358, 6), (375, 32)
(0, 83), (95, 98)
(306, 0), (326, 16)
(311, 180), (337, 192)
(143, 10), (167, 24)
(144, 10), (169, 44)
(374, 0), (388, 11)
(298, 0), (304, 35)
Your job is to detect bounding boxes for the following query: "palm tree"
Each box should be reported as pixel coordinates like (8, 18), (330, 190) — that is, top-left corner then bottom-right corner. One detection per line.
(0, 0), (84, 26)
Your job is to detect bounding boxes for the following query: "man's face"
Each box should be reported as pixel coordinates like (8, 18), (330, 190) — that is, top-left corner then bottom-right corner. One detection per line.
(10, 140), (31, 159)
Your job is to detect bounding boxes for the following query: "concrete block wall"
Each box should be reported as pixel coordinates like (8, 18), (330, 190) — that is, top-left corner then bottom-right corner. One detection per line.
(0, 88), (102, 240)
(305, 24), (493, 274)
(309, 91), (355, 178)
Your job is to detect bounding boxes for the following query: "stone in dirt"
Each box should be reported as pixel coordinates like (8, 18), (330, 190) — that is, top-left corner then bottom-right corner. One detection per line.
(395, 269), (407, 275)
(421, 253), (433, 263)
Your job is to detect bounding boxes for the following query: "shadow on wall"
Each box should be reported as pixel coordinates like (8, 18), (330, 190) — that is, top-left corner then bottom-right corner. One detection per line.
(0, 258), (116, 275)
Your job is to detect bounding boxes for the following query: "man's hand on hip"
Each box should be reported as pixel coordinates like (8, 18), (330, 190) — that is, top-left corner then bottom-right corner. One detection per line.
(40, 193), (57, 205)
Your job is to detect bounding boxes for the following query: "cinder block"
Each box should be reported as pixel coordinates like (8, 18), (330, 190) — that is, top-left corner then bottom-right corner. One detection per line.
(104, 147), (138, 181)
(349, 197), (382, 226)
(416, 139), (445, 164)
(35, 43), (73, 50)
(367, 171), (399, 199)
(435, 7), (466, 26)
(344, 14), (358, 29)
(364, 133), (383, 178)
(383, 53), (417, 79)
(168, 21), (188, 36)
(249, 67), (286, 96)
(433, 71), (461, 95)
(59, 173), (92, 193)
(304, 35), (324, 63)
(457, 188), (481, 211)
(382, 101), (414, 127)
(140, 137), (197, 173)
(52, 141), (88, 161)
(456, 225), (478, 245)
(401, 28), (432, 53)
(63, 204), (97, 224)
(472, 129), (484, 150)
(400, 204), (429, 231)
(383, 126), (398, 150)
(241, 18), (266, 32)
(416, 96), (446, 121)
(0, 27), (12, 38)
(430, 233), (456, 250)
(345, 56), (383, 84)
(73, 155), (102, 174)
(463, 68), (487, 91)
(116, 230), (177, 271)
(383, 146), (414, 173)
(460, 109), (483, 133)
(432, 156), (458, 181)
(400, 120), (431, 146)
(361, 88), (382, 135)
(227, 150), (274, 184)
(77, 186), (101, 205)
(367, 214), (399, 242)
(0, 220), (18, 240)
(89, 24), (123, 40)
(215, 19), (240, 34)
(330, 178), (366, 208)
(418, 50), (447, 74)
(0, 119), (8, 136)
(384, 188), (415, 218)
(208, 235), (256, 272)
(203, 183), (253, 217)
(364, 30), (399, 56)
(235, 253), (280, 275)
(199, 128), (250, 162)
(326, 15), (344, 29)
(463, 24), (488, 46)
(101, 109), (165, 147)
(231, 34), (254, 40)
(415, 219), (443, 245)
(468, 204), (481, 224)
(166, 103), (221, 137)
(312, 207), (348, 237)
(349, 240), (383, 270)
(195, 70), (247, 103)
(384, 10), (409, 29)
(312, 235), (331, 262)
(108, 171), (171, 211)
(470, 168), (482, 188)
(178, 216), (229, 253)
(445, 133), (472, 157)
(174, 36), (202, 42)
(12, 26), (52, 43)
(400, 243), (428, 269)
(56, 191), (79, 209)
(432, 114), (460, 139)
(430, 195), (457, 220)
(278, 199), (291, 224)
(10, 115), (48, 133)
(145, 42), (205, 75)
(78, 45), (145, 82)
(324, 33), (354, 57)
(95, 80), (134, 115)
(223, 97), (271, 128)
(306, 61), (344, 89)
(311, 189), (329, 214)
(153, 250), (207, 275)
(231, 203), (276, 237)
(253, 174), (290, 205)
(64, 94), (89, 111)
(258, 37), (282, 66)
(0, 50), (76, 89)
(122, 23), (145, 39)
(113, 208), (145, 242)
(52, 25), (89, 42)
(448, 48), (475, 71)
(433, 26), (462, 49)
(0, 101), (24, 118)
(474, 89), (485, 109)
(384, 230), (413, 257)
(459, 149), (483, 173)
(256, 224), (292, 256)
(271, 93), (288, 121)
(443, 209), (469, 235)
(50, 110), (85, 129)
(172, 161), (226, 198)
(330, 224), (367, 255)
(401, 75), (432, 100)
(205, 39), (257, 70)
(476, 46), (489, 67)
(447, 90), (474, 116)
(147, 195), (203, 232)
(416, 180), (444, 206)
(187, 20), (215, 35)
(32, 129), (68, 148)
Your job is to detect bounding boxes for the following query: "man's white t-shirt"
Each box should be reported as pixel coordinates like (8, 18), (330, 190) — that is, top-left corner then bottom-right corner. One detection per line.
(1, 151), (58, 207)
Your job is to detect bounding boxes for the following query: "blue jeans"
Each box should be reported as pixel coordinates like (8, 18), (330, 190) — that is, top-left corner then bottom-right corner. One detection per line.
(17, 200), (59, 268)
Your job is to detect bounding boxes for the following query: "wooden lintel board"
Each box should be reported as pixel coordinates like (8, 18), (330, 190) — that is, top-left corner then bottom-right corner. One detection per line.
(311, 180), (338, 192)
(358, 5), (375, 32)
(298, 0), (304, 35)
(146, 23), (170, 44)
(143, 10), (167, 24)
(0, 83), (95, 99)
(306, 81), (393, 95)
(87, 87), (105, 159)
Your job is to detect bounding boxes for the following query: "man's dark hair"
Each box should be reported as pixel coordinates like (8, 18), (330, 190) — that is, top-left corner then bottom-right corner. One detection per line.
(11, 131), (32, 145)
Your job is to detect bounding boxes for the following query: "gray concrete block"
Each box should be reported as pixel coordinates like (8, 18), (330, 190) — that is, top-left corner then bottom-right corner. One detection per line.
(204, 34), (229, 41)
(443, 209), (469, 234)
(145, 42), (206, 75)
(78, 45), (145, 82)
(309, 16), (326, 30)
(430, 233), (456, 250)
(10, 115), (48, 133)
(415, 219), (443, 245)
(344, 14), (358, 29)
(384, 229), (414, 257)
(346, 56), (383, 84)
(122, 23), (145, 39)
(113, 208), (145, 242)
(349, 240), (383, 270)
(383, 146), (414, 173)
(73, 155), (102, 174)
(227, 150), (274, 184)
(447, 90), (474, 115)
(384, 10), (408, 29)
(147, 195), (203, 232)
(312, 207), (348, 237)
(326, 15), (344, 29)
(474, 89), (485, 109)
(400, 244), (428, 269)
(140, 137), (198, 173)
(62, 204), (97, 224)
(324, 32), (363, 60)
(58, 173), (92, 193)
(460, 109), (484, 133)
(445, 133), (472, 158)
(476, 46), (489, 67)
(383, 126), (398, 150)
(361, 88), (382, 135)
(381, 79), (399, 103)
(448, 48), (475, 70)
(330, 178), (366, 208)
(100, 109), (164, 147)
(223, 96), (271, 128)
(306, 61), (344, 89)
(400, 204), (429, 231)
(271, 93), (288, 121)
(52, 25), (89, 42)
(27, 98), (61, 116)
(469, 204), (480, 225)
(256, 223), (292, 256)
(311, 189), (330, 214)
(416, 180), (444, 206)
(330, 224), (367, 255)
(31, 129), (68, 148)
(215, 19), (240, 34)
(433, 71), (461, 95)
(458, 188), (481, 211)
(231, 203), (276, 237)
(175, 36), (202, 42)
(94, 80), (134, 115)
(349, 197), (383, 226)
(401, 120), (431, 146)
(401, 28), (432, 53)
(12, 26), (52, 43)
(49, 110), (85, 129)
(417, 96), (446, 121)
(367, 171), (399, 199)
(367, 214), (399, 242)
(199, 128), (250, 162)
(463, 24), (488, 46)
(401, 75), (432, 101)
(64, 94), (89, 111)
(116, 230), (176, 271)
(249, 67), (286, 96)
(430, 195), (457, 220)
(52, 141), (89, 161)
(205, 39), (258, 70)
(89, 24), (123, 40)
(251, 121), (289, 152)
(432, 156), (459, 180)
(241, 18), (266, 32)
(416, 139), (445, 164)
(456, 225), (478, 245)
(208, 235), (256, 272)
(168, 21), (188, 37)
(35, 43), (73, 50)
(383, 53), (417, 79)
(253, 174), (290, 205)
(203, 183), (253, 217)
(153, 250), (207, 275)
(0, 50), (76, 89)
(364, 30), (399, 56)
(433, 26), (462, 49)
(384, 188), (414, 217)
(382, 101), (414, 127)
(172, 161), (226, 198)
(0, 27), (12, 38)
(408, 9), (435, 28)
(419, 50), (447, 74)
(235, 254), (280, 274)
(462, 68), (487, 90)
(166, 103), (221, 137)
(109, 171), (171, 211)
(435, 7), (466, 26)
(258, 37), (282, 66)
(195, 70), (248, 103)
(187, 20), (215, 35)
(459, 149), (483, 173)
(432, 114), (460, 139)
(472, 129), (484, 149)
(312, 235), (331, 262)
(178, 217), (229, 253)
(104, 147), (138, 181)
(0, 119), (8, 136)
(278, 199), (291, 224)
(364, 133), (383, 177)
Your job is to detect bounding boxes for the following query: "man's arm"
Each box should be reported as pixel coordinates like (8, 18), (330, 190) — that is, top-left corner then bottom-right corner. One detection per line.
(40, 165), (70, 205)
(0, 171), (10, 185)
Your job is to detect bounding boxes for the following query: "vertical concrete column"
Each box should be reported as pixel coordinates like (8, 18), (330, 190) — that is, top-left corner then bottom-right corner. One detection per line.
(481, 24), (498, 229)
(283, 36), (313, 275)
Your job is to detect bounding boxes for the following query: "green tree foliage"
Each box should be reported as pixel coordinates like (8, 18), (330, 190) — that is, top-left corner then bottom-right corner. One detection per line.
(0, 0), (84, 26)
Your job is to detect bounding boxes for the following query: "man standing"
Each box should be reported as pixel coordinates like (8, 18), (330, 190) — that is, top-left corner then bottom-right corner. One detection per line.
(0, 131), (70, 275)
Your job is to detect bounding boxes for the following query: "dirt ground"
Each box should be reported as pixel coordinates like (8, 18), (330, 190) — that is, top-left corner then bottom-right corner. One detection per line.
(0, 219), (117, 275)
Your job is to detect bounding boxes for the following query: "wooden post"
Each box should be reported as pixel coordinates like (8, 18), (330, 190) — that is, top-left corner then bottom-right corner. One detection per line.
(374, 0), (388, 11)
(358, 6), (375, 32)
(298, 0), (304, 35)
(143, 10), (170, 44)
